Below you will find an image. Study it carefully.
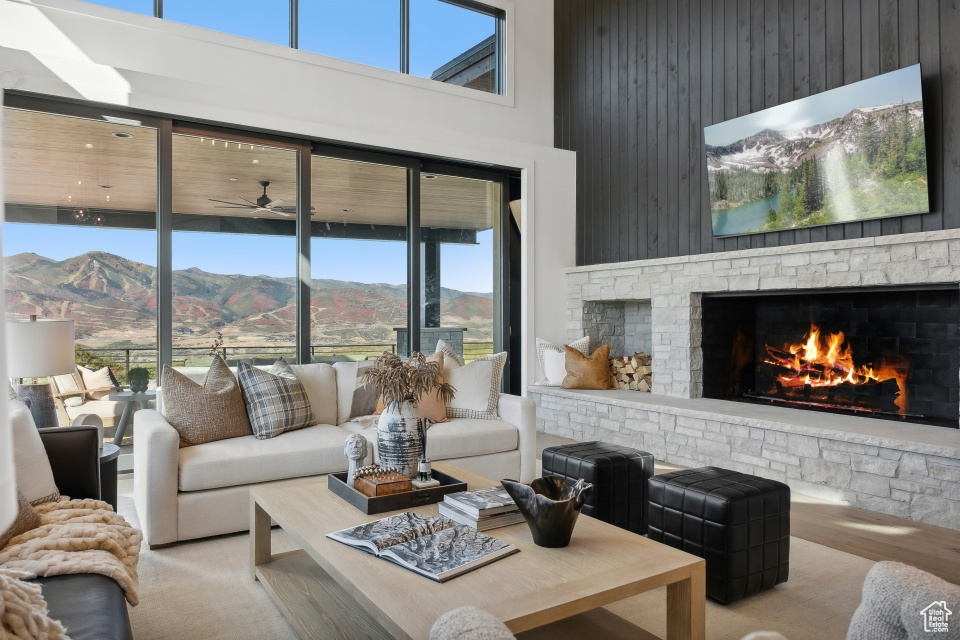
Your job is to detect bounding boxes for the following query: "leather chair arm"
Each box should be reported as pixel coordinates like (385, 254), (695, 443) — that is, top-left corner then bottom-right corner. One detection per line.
(38, 426), (101, 501)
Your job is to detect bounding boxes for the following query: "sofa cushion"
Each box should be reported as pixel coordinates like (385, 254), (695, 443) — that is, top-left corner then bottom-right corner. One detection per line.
(64, 400), (128, 421)
(289, 363), (338, 427)
(30, 574), (133, 640)
(238, 360), (314, 439)
(162, 357), (253, 447)
(178, 423), (353, 491)
(358, 418), (518, 462)
(333, 361), (378, 424)
(10, 399), (60, 505)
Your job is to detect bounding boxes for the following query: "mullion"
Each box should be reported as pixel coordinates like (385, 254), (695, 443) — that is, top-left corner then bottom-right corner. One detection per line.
(407, 164), (422, 355)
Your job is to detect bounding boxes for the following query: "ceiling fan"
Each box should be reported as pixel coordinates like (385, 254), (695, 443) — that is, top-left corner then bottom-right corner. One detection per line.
(209, 180), (311, 216)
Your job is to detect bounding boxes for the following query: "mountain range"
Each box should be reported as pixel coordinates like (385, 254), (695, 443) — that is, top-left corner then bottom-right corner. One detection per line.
(4, 251), (493, 348)
(705, 101), (924, 174)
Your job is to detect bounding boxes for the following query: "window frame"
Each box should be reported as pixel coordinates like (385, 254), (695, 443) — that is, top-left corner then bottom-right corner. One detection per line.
(147, 0), (507, 95)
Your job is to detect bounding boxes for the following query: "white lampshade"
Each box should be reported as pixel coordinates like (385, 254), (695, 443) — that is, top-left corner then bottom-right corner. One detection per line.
(5, 319), (75, 378)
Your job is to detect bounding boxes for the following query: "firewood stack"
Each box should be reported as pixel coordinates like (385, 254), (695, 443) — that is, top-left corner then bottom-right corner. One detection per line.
(609, 352), (653, 391)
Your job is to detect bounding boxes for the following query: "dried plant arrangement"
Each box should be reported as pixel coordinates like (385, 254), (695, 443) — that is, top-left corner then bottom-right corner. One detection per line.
(361, 352), (456, 408)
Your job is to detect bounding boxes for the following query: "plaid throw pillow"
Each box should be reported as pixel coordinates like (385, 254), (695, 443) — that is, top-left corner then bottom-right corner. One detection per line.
(238, 360), (315, 440)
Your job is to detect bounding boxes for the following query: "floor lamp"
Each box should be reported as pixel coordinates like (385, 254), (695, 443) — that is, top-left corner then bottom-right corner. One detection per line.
(5, 316), (75, 428)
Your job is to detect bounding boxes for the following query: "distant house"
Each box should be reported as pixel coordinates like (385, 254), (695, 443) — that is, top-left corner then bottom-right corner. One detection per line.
(920, 601), (953, 633)
(431, 35), (497, 94)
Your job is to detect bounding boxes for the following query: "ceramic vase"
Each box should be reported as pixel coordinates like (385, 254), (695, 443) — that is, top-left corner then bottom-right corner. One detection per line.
(376, 399), (425, 478)
(501, 476), (593, 548)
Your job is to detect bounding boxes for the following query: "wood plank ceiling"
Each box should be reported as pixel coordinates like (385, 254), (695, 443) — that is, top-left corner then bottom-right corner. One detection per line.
(3, 108), (496, 232)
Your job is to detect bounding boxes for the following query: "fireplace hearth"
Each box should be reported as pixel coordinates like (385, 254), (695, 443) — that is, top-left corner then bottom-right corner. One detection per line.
(702, 287), (960, 428)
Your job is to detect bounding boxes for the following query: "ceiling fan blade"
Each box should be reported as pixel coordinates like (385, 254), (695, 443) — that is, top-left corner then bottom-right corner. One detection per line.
(213, 205), (255, 209)
(208, 198), (253, 206)
(271, 210), (294, 217)
(236, 196), (259, 206)
(267, 199), (285, 207)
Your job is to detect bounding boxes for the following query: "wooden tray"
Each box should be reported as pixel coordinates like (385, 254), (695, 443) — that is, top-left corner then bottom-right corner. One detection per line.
(327, 470), (468, 515)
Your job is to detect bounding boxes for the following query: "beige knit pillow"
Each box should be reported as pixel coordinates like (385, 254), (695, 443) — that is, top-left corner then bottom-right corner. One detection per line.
(0, 491), (41, 550)
(161, 356), (253, 447)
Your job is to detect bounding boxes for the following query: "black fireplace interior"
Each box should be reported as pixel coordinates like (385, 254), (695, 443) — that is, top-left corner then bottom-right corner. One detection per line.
(702, 287), (960, 428)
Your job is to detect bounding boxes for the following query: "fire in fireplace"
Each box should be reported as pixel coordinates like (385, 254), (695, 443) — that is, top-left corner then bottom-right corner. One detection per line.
(701, 287), (960, 428)
(750, 324), (909, 417)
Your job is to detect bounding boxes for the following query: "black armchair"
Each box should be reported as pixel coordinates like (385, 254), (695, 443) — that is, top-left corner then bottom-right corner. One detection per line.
(38, 426), (101, 501)
(29, 426), (134, 640)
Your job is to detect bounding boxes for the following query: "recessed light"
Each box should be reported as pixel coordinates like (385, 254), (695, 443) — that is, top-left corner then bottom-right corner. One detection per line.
(252, 159), (260, 164)
(423, 173), (438, 179)
(85, 143), (94, 149)
(100, 185), (113, 189)
(229, 177), (238, 182)
(341, 208), (352, 212)
(112, 132), (134, 139)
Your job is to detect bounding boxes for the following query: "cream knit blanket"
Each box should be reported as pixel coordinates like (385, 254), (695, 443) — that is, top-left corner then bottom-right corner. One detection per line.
(0, 568), (69, 640)
(0, 498), (142, 606)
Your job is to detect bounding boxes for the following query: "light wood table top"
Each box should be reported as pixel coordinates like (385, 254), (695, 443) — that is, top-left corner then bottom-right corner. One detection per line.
(250, 462), (705, 640)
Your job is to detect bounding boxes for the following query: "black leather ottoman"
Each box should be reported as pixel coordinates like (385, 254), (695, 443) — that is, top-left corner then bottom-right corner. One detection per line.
(541, 441), (654, 535)
(648, 467), (790, 604)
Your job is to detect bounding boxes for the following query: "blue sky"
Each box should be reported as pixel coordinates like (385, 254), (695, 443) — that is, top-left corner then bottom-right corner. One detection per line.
(2, 224), (494, 292)
(705, 65), (924, 146)
(88, 0), (495, 78)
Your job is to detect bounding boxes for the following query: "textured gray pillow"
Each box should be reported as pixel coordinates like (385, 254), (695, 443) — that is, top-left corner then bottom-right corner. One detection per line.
(238, 360), (315, 440)
(847, 561), (960, 640)
(161, 356), (253, 447)
(0, 491), (41, 550)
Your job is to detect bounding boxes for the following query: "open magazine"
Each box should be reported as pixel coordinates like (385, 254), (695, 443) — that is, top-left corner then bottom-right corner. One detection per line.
(326, 512), (518, 582)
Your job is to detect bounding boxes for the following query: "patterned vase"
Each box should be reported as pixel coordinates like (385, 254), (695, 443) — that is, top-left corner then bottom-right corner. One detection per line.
(377, 399), (425, 478)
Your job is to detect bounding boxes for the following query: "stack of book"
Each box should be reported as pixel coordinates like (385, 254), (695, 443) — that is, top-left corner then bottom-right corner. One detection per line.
(438, 486), (525, 531)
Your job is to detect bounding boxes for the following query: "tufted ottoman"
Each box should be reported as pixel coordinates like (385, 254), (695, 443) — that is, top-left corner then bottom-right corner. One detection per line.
(541, 441), (655, 535)
(648, 467), (790, 604)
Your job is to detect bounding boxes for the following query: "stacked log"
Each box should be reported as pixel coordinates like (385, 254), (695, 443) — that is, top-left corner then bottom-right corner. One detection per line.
(609, 352), (653, 392)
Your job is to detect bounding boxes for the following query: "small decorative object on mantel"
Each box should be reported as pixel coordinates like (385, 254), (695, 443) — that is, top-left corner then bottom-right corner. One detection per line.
(500, 476), (593, 548)
(609, 351), (653, 391)
(343, 434), (368, 488)
(127, 367), (150, 393)
(361, 352), (455, 478)
(353, 465), (412, 498)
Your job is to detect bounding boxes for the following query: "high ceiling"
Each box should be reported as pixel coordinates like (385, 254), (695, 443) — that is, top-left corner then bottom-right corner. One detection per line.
(3, 108), (497, 232)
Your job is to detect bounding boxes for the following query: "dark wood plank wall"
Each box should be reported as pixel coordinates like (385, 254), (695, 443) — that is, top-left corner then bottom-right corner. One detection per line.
(555, 0), (960, 266)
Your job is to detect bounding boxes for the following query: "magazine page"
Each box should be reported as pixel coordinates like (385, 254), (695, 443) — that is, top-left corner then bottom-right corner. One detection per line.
(380, 524), (518, 582)
(326, 512), (457, 554)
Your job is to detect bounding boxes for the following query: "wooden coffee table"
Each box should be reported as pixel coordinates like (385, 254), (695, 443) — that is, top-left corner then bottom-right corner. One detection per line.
(250, 462), (705, 640)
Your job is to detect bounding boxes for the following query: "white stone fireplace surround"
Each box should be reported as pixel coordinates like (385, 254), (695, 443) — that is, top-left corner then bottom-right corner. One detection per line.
(530, 230), (960, 531)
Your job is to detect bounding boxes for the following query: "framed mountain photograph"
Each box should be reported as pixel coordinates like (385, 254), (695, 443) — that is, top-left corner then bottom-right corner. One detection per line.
(705, 64), (929, 237)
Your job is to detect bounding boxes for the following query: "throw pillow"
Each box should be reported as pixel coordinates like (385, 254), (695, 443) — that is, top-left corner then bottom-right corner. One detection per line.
(77, 364), (118, 400)
(10, 399), (60, 505)
(536, 336), (590, 386)
(375, 351), (449, 424)
(161, 356), (253, 447)
(0, 491), (41, 550)
(333, 361), (380, 425)
(238, 360), (315, 440)
(445, 352), (507, 420)
(562, 344), (613, 390)
(50, 369), (85, 407)
(435, 338), (465, 368)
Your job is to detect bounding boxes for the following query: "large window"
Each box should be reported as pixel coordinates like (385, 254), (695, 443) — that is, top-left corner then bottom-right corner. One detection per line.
(298, 0), (401, 72)
(79, 0), (504, 95)
(310, 156), (408, 360)
(163, 0), (290, 47)
(171, 133), (299, 365)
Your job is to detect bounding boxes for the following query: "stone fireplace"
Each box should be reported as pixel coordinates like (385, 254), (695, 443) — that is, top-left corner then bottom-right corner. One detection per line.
(532, 230), (960, 530)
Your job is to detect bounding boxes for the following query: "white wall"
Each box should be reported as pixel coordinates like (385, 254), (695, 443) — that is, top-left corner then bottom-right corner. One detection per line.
(0, 0), (577, 391)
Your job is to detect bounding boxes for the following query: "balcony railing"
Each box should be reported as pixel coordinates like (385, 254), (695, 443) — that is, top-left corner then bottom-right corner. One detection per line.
(75, 342), (494, 382)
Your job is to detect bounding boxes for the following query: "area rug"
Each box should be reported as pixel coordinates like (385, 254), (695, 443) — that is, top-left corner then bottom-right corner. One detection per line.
(117, 490), (872, 640)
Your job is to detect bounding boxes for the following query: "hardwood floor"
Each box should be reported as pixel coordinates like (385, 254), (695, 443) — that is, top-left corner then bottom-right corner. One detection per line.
(535, 432), (960, 585)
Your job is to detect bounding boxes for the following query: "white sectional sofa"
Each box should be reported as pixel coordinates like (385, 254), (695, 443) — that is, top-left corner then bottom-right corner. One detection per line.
(133, 362), (536, 547)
